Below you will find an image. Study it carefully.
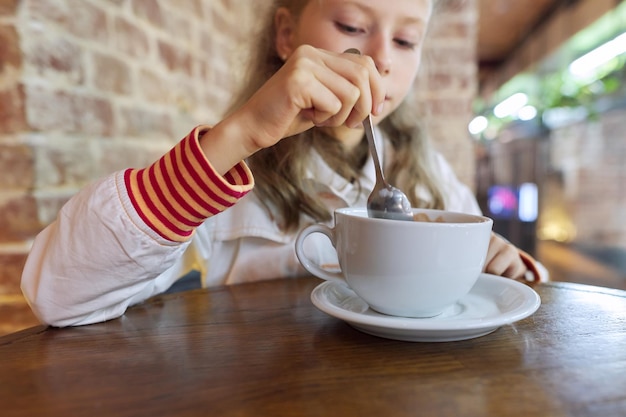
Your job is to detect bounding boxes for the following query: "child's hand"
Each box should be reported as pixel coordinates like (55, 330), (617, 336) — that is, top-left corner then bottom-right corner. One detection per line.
(239, 45), (385, 149)
(483, 233), (528, 280)
(200, 45), (384, 175)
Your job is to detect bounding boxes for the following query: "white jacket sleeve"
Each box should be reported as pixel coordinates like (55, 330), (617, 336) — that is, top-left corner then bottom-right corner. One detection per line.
(21, 173), (190, 327)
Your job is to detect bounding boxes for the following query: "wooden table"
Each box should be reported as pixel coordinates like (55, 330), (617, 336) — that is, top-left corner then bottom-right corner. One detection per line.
(1, 277), (625, 417)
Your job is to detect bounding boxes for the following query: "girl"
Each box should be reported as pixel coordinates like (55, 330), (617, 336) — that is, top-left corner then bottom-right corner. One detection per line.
(21, 0), (545, 327)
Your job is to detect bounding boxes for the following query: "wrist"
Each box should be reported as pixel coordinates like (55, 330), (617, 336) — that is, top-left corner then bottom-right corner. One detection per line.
(199, 114), (261, 175)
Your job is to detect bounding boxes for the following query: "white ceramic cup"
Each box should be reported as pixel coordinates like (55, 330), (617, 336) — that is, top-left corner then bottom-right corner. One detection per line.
(295, 207), (493, 318)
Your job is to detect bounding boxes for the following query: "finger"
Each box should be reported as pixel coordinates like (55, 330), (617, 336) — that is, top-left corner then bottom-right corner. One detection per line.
(309, 51), (374, 127)
(488, 257), (526, 280)
(285, 46), (382, 128)
(484, 243), (527, 279)
(291, 57), (372, 127)
(340, 49), (373, 126)
(310, 71), (362, 127)
(485, 256), (525, 278)
(256, 55), (354, 138)
(244, 45), (384, 142)
(342, 48), (385, 115)
(483, 234), (501, 266)
(504, 262), (527, 280)
(288, 65), (360, 126)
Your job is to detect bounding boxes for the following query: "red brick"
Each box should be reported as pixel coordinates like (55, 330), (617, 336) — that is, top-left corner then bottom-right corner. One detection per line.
(92, 52), (132, 95)
(0, 0), (19, 15)
(157, 40), (192, 75)
(213, 64), (236, 95)
(0, 144), (34, 189)
(118, 106), (173, 138)
(27, 0), (108, 42)
(35, 194), (72, 226)
(418, 70), (475, 95)
(137, 68), (170, 104)
(99, 140), (170, 174)
(0, 300), (40, 337)
(424, 97), (472, 116)
(66, 0), (109, 42)
(422, 73), (455, 90)
(0, 84), (27, 133)
(167, 0), (203, 17)
(0, 194), (43, 242)
(36, 141), (97, 188)
(161, 11), (193, 45)
(132, 0), (163, 27)
(211, 3), (234, 35)
(26, 86), (114, 136)
(25, 86), (74, 131)
(25, 0), (67, 25)
(114, 16), (150, 57)
(0, 252), (27, 295)
(423, 46), (476, 70)
(0, 24), (21, 71)
(72, 95), (114, 136)
(24, 36), (84, 83)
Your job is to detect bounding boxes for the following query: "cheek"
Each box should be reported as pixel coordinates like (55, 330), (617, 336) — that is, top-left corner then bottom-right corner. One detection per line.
(379, 58), (421, 118)
(392, 59), (421, 97)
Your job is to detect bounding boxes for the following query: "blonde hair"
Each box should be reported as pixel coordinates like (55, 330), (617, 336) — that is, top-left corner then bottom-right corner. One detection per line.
(226, 0), (446, 232)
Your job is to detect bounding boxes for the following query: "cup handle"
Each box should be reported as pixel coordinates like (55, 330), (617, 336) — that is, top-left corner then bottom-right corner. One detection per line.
(295, 224), (347, 286)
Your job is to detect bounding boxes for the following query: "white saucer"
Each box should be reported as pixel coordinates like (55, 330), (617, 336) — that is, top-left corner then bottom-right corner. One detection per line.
(310, 273), (541, 342)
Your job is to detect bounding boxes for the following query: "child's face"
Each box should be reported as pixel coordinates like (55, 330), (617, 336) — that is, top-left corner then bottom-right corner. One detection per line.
(290, 0), (432, 121)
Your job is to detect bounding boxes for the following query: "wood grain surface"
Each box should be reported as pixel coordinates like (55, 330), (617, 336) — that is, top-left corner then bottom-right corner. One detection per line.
(1, 278), (625, 417)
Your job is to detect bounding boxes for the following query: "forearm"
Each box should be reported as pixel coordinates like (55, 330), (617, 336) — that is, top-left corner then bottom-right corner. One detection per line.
(20, 173), (188, 327)
(199, 113), (263, 176)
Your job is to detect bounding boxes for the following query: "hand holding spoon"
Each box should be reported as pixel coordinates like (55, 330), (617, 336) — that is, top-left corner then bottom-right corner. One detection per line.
(344, 48), (414, 221)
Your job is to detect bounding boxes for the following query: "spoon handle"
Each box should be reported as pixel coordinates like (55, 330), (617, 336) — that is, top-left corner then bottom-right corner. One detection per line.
(343, 48), (387, 185)
(363, 114), (387, 186)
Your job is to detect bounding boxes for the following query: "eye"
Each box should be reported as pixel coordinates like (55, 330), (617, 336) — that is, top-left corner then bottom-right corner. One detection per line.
(394, 38), (417, 50)
(334, 21), (364, 35)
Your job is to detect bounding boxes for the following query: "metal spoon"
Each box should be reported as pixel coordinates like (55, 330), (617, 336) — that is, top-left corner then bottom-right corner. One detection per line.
(344, 48), (413, 221)
(362, 114), (413, 221)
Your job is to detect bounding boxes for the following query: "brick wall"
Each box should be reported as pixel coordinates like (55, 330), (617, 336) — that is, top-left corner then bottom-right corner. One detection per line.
(419, 0), (478, 184)
(0, 0), (477, 332)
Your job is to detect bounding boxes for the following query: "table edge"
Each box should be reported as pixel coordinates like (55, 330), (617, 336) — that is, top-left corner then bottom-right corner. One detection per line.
(2, 279), (624, 345)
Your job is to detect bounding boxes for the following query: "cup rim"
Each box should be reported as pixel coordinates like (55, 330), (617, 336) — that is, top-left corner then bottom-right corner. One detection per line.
(334, 207), (492, 225)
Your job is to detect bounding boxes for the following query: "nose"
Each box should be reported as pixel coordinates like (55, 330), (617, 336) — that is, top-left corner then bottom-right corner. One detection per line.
(365, 34), (392, 75)
(374, 54), (391, 75)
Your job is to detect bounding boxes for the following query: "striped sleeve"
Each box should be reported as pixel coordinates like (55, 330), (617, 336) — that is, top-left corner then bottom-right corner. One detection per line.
(124, 126), (254, 242)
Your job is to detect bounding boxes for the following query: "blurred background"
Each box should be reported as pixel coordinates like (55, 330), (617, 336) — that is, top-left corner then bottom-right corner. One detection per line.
(0, 0), (624, 336)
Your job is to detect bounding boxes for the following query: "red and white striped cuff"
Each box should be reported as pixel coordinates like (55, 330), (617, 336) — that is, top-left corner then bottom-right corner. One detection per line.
(124, 126), (254, 241)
